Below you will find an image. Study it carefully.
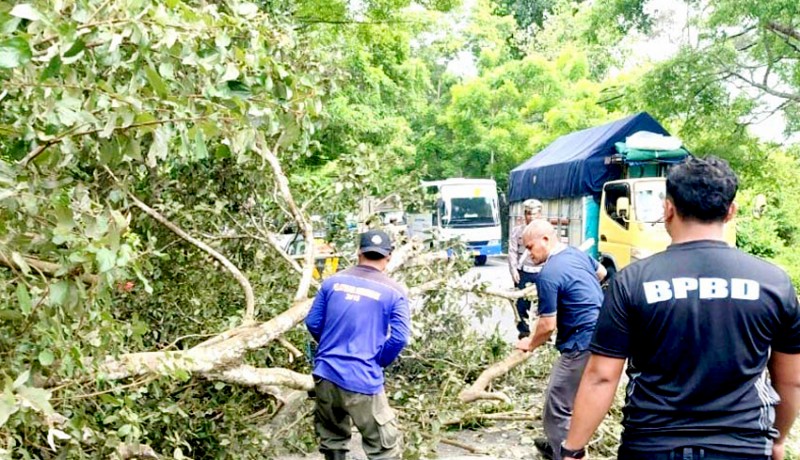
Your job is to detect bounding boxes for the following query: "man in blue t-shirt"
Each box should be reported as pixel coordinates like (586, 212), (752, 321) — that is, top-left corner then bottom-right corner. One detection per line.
(305, 229), (410, 460)
(516, 219), (606, 460)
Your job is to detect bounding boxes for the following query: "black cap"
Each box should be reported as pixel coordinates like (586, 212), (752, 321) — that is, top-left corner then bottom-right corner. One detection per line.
(359, 229), (393, 257)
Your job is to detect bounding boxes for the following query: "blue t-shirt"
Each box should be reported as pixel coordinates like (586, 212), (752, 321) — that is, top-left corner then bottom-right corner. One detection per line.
(305, 265), (410, 395)
(536, 246), (603, 352)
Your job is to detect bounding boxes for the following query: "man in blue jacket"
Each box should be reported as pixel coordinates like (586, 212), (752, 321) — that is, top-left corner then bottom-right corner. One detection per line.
(306, 229), (410, 460)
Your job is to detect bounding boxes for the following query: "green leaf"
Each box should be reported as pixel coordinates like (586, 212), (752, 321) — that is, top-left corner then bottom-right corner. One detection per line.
(12, 371), (29, 389)
(0, 13), (22, 35)
(0, 389), (18, 428)
(95, 248), (115, 273)
(145, 65), (169, 98)
(0, 37), (32, 69)
(146, 126), (169, 168)
(63, 39), (86, 58)
(117, 424), (132, 437)
(226, 80), (251, 98)
(41, 55), (62, 80)
(48, 280), (69, 306)
(10, 252), (30, 275)
(9, 4), (42, 21)
(38, 349), (54, 367)
(16, 284), (31, 315)
(193, 129), (208, 160)
(16, 386), (53, 415)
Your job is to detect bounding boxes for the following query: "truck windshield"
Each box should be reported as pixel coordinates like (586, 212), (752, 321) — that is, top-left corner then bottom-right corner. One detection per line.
(444, 197), (497, 228)
(635, 182), (666, 224)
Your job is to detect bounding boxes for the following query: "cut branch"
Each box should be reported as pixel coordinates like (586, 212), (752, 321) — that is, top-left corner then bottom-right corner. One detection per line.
(420, 432), (487, 455)
(211, 365), (313, 391)
(278, 337), (303, 360)
(89, 299), (313, 382)
(443, 412), (537, 425)
(458, 349), (534, 404)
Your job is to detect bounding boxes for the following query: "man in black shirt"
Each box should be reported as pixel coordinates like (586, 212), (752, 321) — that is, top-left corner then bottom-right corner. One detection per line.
(560, 157), (800, 460)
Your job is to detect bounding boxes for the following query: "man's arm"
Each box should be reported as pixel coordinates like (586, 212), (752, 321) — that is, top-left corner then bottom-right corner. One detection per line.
(305, 286), (327, 342)
(516, 315), (555, 352)
(378, 296), (411, 367)
(595, 263), (607, 283)
(563, 355), (625, 456)
(768, 351), (800, 457)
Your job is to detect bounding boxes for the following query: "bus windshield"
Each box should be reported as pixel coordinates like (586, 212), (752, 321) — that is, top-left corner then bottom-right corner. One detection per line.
(444, 197), (498, 228)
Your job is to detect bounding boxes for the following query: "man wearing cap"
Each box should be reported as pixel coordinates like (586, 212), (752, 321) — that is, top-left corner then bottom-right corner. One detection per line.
(509, 198), (544, 338)
(306, 229), (411, 460)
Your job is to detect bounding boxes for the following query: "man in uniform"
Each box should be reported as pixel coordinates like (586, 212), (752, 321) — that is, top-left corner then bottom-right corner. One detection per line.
(516, 220), (606, 460)
(509, 198), (544, 338)
(306, 229), (410, 460)
(561, 157), (800, 460)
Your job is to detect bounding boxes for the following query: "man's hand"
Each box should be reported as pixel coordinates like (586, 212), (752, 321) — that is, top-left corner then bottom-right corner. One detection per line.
(773, 442), (785, 460)
(511, 269), (520, 284)
(515, 336), (533, 352)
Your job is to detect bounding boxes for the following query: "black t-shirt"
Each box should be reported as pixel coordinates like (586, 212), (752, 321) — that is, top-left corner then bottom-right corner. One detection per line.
(591, 240), (800, 455)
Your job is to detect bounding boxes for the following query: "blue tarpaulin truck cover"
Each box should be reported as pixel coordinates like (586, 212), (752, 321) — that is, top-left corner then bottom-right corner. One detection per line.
(507, 112), (670, 202)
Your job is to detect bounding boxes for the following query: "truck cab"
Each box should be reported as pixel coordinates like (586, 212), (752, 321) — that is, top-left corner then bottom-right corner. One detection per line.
(599, 177), (736, 277)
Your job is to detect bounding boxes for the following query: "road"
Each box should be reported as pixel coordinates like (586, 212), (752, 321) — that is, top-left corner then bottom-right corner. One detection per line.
(463, 255), (521, 344)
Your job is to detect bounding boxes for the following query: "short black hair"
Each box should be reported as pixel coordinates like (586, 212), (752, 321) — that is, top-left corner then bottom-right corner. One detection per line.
(362, 250), (388, 260)
(666, 156), (737, 223)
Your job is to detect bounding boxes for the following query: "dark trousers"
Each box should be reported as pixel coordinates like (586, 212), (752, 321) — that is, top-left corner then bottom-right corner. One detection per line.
(313, 378), (402, 460)
(516, 270), (539, 337)
(619, 445), (770, 460)
(543, 350), (591, 460)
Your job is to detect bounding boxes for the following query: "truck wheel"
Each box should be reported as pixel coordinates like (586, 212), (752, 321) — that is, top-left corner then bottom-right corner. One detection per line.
(474, 255), (488, 266)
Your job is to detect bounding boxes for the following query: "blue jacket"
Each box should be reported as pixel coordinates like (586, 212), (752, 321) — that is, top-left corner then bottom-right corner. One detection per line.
(305, 265), (410, 394)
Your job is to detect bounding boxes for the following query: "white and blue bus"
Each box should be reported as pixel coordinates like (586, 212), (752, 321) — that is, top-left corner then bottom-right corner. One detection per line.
(408, 178), (502, 266)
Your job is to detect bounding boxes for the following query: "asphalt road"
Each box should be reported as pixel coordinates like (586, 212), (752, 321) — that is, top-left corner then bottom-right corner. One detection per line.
(463, 255), (521, 345)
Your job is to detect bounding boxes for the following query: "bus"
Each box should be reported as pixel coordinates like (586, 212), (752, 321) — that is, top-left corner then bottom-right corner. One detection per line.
(408, 178), (502, 266)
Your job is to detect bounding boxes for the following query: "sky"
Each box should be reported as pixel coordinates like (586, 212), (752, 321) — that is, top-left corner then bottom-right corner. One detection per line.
(441, 0), (795, 144)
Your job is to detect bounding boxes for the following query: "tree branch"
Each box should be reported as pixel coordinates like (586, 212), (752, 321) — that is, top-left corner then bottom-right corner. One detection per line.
(128, 194), (256, 321)
(458, 348), (535, 404)
(726, 71), (800, 102)
(766, 21), (800, 42)
(20, 117), (227, 168)
(257, 140), (315, 301)
(210, 365), (313, 391)
(88, 298), (313, 382)
(0, 252), (99, 284)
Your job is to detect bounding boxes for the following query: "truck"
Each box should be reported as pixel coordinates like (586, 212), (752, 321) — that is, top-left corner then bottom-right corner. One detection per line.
(507, 112), (735, 279)
(408, 178), (503, 266)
